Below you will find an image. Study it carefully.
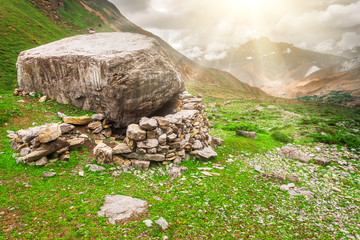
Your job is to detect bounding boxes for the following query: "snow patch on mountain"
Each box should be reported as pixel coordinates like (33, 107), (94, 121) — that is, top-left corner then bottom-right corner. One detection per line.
(305, 66), (321, 77)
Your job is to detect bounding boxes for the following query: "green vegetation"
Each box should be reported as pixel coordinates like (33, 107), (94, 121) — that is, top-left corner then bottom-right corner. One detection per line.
(2, 95), (359, 239)
(297, 91), (356, 105)
(0, 0), (115, 95)
(0, 1), (359, 239)
(271, 131), (293, 143)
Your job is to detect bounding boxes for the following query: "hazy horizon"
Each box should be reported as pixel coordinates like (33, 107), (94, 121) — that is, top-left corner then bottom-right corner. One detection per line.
(109, 0), (360, 60)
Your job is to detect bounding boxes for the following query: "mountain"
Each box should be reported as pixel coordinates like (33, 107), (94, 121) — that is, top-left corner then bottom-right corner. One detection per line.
(280, 57), (360, 105)
(0, 0), (268, 100)
(200, 37), (346, 95)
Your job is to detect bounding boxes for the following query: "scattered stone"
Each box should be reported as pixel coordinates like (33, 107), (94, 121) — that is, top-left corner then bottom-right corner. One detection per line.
(87, 164), (106, 172)
(254, 165), (265, 173)
(132, 160), (150, 170)
(79, 134), (88, 138)
(236, 130), (257, 139)
(166, 164), (188, 181)
(155, 217), (169, 230)
(97, 195), (148, 224)
(286, 175), (300, 183)
(288, 188), (314, 199)
(211, 137), (224, 146)
(197, 147), (217, 160)
(279, 146), (311, 163)
(102, 128), (112, 138)
(43, 171), (56, 178)
(314, 157), (331, 166)
(143, 219), (153, 227)
(38, 96), (47, 102)
(63, 116), (92, 125)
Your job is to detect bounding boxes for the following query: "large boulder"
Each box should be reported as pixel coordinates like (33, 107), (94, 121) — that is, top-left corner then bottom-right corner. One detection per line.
(17, 32), (185, 127)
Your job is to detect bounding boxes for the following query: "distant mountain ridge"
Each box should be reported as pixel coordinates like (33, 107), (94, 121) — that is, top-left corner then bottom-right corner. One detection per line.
(281, 56), (360, 105)
(200, 37), (346, 93)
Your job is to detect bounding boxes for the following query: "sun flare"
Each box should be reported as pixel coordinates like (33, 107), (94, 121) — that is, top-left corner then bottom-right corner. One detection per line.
(228, 0), (269, 9)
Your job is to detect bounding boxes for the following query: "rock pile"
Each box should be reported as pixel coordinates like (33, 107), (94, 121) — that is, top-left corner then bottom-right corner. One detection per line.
(8, 122), (86, 165)
(8, 92), (222, 169)
(94, 92), (221, 168)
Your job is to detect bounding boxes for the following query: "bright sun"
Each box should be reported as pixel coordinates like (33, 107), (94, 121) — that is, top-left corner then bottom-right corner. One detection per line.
(228, 0), (269, 10)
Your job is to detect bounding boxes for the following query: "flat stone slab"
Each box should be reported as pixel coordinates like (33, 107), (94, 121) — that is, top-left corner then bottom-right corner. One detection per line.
(97, 195), (148, 224)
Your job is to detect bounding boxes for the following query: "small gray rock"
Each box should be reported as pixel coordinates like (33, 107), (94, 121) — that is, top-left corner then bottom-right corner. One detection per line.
(254, 165), (264, 173)
(166, 164), (188, 181)
(132, 160), (150, 170)
(197, 147), (217, 160)
(87, 164), (106, 172)
(155, 217), (169, 230)
(43, 171), (56, 177)
(143, 219), (153, 227)
(236, 130), (257, 139)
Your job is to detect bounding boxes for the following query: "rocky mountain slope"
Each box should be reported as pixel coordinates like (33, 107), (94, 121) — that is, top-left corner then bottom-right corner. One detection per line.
(280, 57), (360, 105)
(0, 0), (267, 100)
(201, 37), (346, 94)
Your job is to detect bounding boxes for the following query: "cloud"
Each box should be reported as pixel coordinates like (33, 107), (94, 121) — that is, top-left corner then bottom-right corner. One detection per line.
(318, 1), (360, 28)
(109, 0), (360, 58)
(337, 32), (360, 50)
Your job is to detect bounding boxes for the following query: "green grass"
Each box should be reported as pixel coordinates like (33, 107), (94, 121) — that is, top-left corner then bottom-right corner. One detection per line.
(1, 95), (359, 239)
(0, 0), (117, 95)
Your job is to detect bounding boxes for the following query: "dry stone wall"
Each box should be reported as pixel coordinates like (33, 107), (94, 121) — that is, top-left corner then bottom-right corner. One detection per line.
(94, 92), (220, 168)
(8, 92), (222, 169)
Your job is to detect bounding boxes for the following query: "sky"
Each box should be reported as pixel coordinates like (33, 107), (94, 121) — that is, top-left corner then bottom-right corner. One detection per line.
(108, 0), (360, 60)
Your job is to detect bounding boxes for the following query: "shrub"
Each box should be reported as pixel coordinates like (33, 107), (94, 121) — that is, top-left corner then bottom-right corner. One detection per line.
(220, 122), (267, 134)
(271, 131), (293, 143)
(299, 117), (321, 125)
(310, 132), (360, 149)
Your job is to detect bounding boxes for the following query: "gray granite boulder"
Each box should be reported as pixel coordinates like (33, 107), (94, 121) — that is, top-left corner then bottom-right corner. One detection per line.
(17, 32), (185, 127)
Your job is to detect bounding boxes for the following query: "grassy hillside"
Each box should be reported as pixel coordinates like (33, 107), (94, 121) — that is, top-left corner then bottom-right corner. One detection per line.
(0, 0), (115, 94)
